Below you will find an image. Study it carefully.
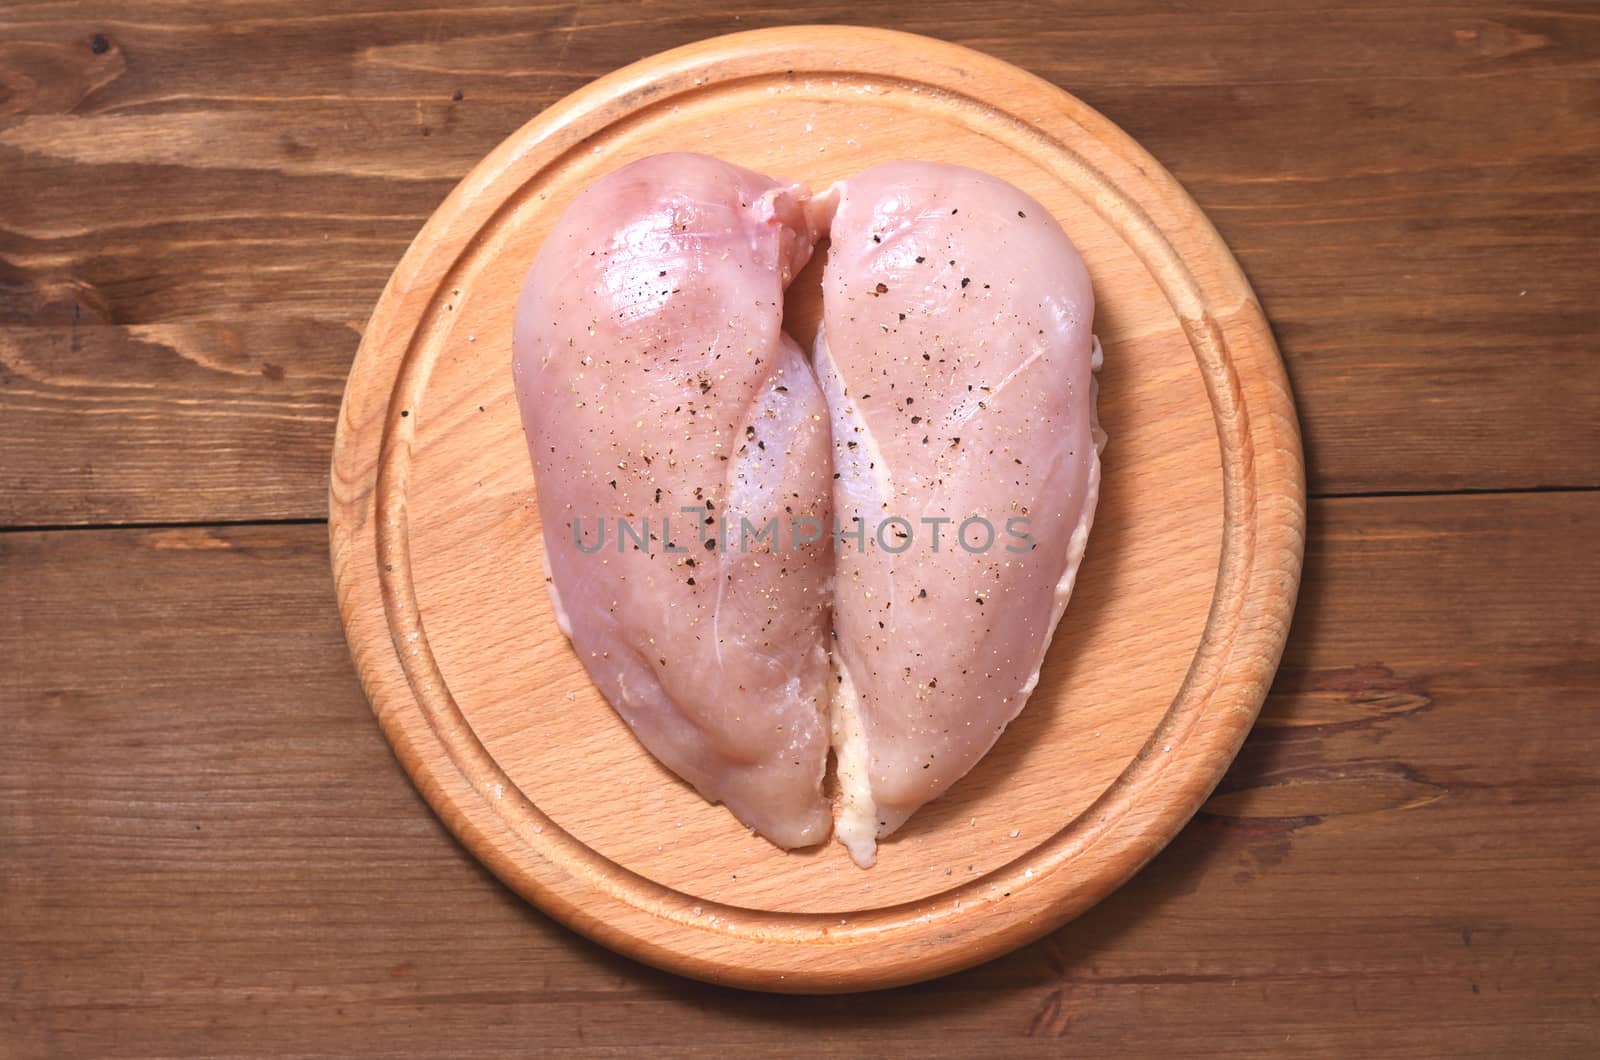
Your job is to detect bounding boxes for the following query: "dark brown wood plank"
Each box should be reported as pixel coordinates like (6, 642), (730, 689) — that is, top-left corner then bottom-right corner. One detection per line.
(0, 323), (351, 524)
(3, 1), (1599, 524)
(3, 491), (1596, 1056)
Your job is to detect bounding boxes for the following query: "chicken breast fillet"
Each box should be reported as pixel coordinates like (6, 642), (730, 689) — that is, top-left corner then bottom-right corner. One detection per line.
(810, 162), (1102, 866)
(512, 153), (835, 848)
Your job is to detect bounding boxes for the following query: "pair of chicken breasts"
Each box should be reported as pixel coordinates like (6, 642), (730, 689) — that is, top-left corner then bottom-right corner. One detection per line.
(512, 154), (1100, 866)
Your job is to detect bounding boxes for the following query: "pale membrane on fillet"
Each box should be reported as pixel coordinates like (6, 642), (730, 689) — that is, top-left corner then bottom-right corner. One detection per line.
(809, 162), (1101, 866)
(512, 153), (834, 848)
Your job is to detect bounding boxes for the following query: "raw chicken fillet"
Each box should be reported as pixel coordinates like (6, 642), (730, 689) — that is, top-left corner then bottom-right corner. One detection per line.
(512, 154), (835, 848)
(810, 162), (1101, 865)
(514, 154), (1100, 863)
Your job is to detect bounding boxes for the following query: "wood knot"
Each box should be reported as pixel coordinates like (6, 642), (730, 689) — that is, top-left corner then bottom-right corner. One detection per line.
(0, 35), (126, 116)
(42, 280), (115, 327)
(1452, 21), (1551, 60)
(1259, 663), (1433, 729)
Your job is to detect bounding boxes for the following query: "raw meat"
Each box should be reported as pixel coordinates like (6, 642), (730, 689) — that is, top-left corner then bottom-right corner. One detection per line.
(512, 153), (835, 848)
(808, 162), (1101, 865)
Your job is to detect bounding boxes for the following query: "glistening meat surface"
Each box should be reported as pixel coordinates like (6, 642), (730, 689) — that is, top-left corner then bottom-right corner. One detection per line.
(512, 153), (835, 848)
(514, 155), (1100, 862)
(810, 162), (1101, 866)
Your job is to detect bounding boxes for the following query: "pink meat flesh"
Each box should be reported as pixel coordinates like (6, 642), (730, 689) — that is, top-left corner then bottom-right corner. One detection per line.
(810, 161), (1101, 866)
(513, 155), (1101, 863)
(512, 153), (834, 848)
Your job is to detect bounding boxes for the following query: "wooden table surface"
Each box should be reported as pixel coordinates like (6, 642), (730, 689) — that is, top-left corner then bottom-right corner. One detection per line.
(2, 1), (1596, 1055)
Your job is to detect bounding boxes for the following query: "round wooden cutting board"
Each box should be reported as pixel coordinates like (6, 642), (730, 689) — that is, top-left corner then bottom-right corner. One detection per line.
(329, 26), (1304, 993)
